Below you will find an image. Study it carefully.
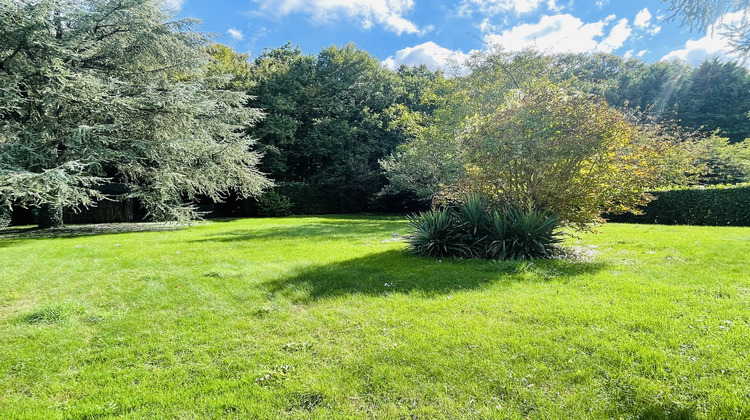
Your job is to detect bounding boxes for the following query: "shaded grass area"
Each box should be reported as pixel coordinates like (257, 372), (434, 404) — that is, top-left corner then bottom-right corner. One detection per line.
(1, 216), (749, 419)
(266, 250), (606, 302)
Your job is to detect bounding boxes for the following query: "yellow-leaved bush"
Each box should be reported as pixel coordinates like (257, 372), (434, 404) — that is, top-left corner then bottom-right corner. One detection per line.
(449, 82), (671, 229)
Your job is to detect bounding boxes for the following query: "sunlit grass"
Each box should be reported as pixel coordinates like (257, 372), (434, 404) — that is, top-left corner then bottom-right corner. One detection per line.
(1, 216), (749, 419)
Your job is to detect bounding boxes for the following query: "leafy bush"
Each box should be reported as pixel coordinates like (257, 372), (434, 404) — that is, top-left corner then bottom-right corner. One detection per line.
(391, 80), (679, 230)
(0, 206), (11, 228)
(256, 190), (293, 217)
(407, 198), (563, 260)
(609, 184), (750, 226)
(275, 182), (335, 215)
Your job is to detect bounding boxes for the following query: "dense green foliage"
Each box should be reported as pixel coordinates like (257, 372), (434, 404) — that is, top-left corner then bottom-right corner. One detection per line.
(1, 1), (749, 225)
(2, 217), (750, 418)
(454, 82), (664, 228)
(0, 0), (270, 226)
(255, 190), (294, 217)
(247, 43), (415, 213)
(383, 51), (543, 203)
(676, 60), (750, 142)
(696, 134), (750, 184)
(610, 184), (750, 226)
(553, 54), (750, 143)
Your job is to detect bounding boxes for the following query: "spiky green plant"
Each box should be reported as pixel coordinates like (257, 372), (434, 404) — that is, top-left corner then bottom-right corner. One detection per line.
(406, 208), (468, 258)
(457, 195), (490, 235)
(455, 195), (491, 257)
(487, 207), (563, 260)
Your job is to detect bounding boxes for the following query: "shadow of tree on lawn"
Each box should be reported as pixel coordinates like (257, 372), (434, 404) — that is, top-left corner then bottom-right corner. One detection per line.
(0, 223), (184, 244)
(192, 216), (406, 243)
(264, 250), (606, 303)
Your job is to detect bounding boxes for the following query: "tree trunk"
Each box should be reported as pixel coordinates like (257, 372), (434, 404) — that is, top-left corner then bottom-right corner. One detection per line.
(38, 203), (64, 228)
(0, 206), (12, 228)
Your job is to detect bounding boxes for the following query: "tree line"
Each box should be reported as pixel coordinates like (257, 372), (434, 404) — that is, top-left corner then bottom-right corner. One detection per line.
(2, 0), (749, 228)
(242, 46), (750, 217)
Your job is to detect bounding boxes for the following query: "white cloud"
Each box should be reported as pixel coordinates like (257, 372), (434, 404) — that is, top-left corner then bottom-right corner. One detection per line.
(162, 0), (184, 11)
(597, 18), (631, 53)
(626, 49), (649, 59)
(547, 0), (563, 13)
(662, 11), (746, 65)
(227, 28), (245, 41)
(633, 7), (661, 35)
(382, 41), (471, 72)
(250, 0), (424, 35)
(484, 14), (632, 54)
(634, 8), (651, 29)
(477, 18), (498, 34)
(458, 0), (547, 16)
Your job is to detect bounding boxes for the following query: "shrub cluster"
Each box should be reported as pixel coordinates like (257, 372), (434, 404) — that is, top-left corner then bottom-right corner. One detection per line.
(406, 196), (563, 260)
(609, 184), (750, 226)
(255, 190), (293, 217)
(235, 182), (428, 217)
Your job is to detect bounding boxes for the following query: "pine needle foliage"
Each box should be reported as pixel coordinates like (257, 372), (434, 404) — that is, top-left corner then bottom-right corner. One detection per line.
(0, 0), (271, 224)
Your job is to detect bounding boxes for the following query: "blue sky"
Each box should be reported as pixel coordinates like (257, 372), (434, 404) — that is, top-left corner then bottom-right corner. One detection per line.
(165, 0), (744, 70)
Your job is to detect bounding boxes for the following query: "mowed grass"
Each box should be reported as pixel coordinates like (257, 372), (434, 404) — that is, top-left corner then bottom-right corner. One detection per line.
(1, 216), (749, 419)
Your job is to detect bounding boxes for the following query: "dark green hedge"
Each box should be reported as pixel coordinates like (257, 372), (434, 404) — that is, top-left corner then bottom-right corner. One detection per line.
(608, 184), (750, 226)
(238, 182), (429, 216)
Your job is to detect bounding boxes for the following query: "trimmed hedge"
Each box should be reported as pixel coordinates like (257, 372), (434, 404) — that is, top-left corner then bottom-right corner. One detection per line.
(608, 184), (750, 226)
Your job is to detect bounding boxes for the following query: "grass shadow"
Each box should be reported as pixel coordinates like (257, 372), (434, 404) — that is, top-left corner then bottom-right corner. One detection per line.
(636, 404), (697, 420)
(0, 223), (184, 243)
(193, 216), (405, 243)
(265, 250), (606, 303)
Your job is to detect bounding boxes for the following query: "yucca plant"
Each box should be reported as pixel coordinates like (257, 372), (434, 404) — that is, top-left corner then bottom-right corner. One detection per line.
(487, 206), (563, 260)
(406, 208), (469, 258)
(457, 195), (488, 233)
(455, 195), (491, 257)
(407, 198), (564, 261)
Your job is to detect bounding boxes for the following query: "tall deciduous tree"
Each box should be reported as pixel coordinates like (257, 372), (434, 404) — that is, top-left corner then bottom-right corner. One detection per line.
(674, 59), (750, 143)
(249, 43), (409, 213)
(0, 0), (271, 227)
(552, 53), (693, 119)
(382, 50), (530, 202)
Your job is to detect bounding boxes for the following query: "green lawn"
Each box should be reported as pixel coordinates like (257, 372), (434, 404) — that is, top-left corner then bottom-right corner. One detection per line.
(1, 216), (749, 419)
